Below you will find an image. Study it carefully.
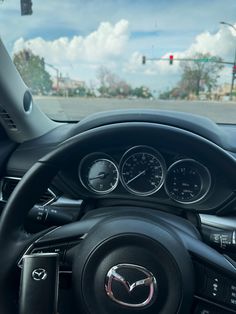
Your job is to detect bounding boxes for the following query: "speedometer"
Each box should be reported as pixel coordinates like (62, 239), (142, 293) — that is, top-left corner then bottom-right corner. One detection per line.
(120, 146), (166, 196)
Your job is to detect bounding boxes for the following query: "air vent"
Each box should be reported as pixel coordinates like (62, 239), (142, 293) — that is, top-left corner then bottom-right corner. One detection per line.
(1, 177), (56, 205)
(37, 189), (56, 205)
(1, 177), (20, 201)
(0, 107), (17, 131)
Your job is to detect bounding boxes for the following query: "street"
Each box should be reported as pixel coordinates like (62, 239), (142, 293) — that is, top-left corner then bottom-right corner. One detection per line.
(35, 97), (236, 124)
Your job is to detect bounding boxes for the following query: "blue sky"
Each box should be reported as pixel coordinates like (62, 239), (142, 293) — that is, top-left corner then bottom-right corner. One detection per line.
(0, 0), (236, 93)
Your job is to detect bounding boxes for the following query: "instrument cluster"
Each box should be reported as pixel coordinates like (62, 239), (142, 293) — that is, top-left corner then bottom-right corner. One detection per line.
(78, 145), (211, 204)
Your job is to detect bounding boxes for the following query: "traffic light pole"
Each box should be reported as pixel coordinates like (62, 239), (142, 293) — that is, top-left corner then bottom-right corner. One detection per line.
(143, 57), (234, 65)
(230, 48), (236, 100)
(142, 55), (236, 100)
(45, 63), (60, 92)
(220, 22), (236, 100)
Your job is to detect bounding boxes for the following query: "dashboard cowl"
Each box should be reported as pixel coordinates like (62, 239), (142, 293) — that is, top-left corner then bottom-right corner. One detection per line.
(68, 110), (235, 151)
(6, 110), (236, 177)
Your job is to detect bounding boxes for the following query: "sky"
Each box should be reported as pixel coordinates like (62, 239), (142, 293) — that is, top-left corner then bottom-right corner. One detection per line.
(0, 0), (236, 94)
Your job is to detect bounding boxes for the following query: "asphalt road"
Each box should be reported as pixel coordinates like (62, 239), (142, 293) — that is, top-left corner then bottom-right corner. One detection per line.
(35, 97), (236, 124)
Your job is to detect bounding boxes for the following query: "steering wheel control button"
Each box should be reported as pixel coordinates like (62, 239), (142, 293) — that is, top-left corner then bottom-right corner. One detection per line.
(19, 253), (59, 314)
(105, 263), (157, 308)
(32, 268), (47, 281)
(198, 267), (226, 301)
(193, 301), (232, 314)
(205, 274), (226, 301)
(194, 262), (236, 311)
(225, 281), (236, 308)
(31, 243), (68, 266)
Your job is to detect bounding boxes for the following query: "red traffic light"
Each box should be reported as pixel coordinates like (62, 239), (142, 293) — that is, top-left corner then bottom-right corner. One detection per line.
(169, 55), (174, 65)
(233, 65), (236, 73)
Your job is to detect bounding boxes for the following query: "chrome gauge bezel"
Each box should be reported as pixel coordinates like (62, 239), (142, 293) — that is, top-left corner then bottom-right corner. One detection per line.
(164, 159), (211, 204)
(78, 153), (119, 195)
(119, 146), (166, 196)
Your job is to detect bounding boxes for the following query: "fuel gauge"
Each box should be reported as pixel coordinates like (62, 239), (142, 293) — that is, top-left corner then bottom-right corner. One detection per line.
(79, 154), (119, 194)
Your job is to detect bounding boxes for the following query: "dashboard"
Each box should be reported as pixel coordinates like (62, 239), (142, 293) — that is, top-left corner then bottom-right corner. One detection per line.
(4, 110), (236, 215)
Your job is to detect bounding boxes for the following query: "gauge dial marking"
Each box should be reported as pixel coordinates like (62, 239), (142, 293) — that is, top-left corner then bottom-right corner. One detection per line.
(165, 159), (211, 204)
(120, 146), (166, 196)
(79, 155), (119, 194)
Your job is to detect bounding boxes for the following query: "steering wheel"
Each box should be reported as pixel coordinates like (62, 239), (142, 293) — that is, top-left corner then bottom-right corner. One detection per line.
(0, 122), (236, 314)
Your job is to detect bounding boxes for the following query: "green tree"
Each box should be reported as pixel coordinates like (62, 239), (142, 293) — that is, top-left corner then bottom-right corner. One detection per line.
(159, 90), (171, 100)
(132, 86), (153, 99)
(179, 53), (224, 97)
(13, 50), (52, 94)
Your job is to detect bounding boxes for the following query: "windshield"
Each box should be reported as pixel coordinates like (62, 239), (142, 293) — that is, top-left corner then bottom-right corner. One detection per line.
(0, 0), (236, 123)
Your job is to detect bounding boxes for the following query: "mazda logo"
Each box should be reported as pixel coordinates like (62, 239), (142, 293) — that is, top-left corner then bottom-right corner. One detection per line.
(105, 263), (157, 308)
(32, 268), (47, 281)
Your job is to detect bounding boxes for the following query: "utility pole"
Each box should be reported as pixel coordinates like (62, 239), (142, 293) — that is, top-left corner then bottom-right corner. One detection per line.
(230, 50), (236, 100)
(45, 63), (60, 92)
(220, 22), (236, 100)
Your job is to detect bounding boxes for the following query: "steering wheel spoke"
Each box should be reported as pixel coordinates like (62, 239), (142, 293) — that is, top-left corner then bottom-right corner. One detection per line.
(17, 225), (84, 271)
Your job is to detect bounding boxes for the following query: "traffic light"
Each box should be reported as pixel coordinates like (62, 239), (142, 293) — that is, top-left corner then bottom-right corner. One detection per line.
(142, 56), (146, 65)
(233, 65), (236, 74)
(169, 55), (174, 65)
(21, 0), (33, 16)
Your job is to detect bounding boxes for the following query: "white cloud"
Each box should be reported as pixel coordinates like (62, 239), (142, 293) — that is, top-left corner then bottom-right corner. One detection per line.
(9, 0), (236, 92)
(125, 24), (236, 80)
(13, 19), (129, 65)
(187, 25), (236, 58)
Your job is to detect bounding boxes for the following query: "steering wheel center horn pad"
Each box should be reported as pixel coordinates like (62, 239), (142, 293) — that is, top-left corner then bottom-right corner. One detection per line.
(72, 216), (194, 314)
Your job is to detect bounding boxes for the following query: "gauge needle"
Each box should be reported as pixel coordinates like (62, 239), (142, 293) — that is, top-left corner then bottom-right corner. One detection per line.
(89, 173), (107, 180)
(126, 170), (146, 185)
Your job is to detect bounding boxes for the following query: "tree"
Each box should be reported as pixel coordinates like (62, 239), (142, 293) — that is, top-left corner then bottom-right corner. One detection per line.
(13, 50), (52, 94)
(96, 66), (112, 96)
(132, 86), (153, 99)
(159, 90), (171, 100)
(179, 53), (224, 97)
(96, 66), (131, 97)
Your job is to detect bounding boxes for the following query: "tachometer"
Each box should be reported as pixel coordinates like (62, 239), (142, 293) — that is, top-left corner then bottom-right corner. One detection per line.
(120, 146), (166, 196)
(165, 159), (211, 204)
(79, 154), (119, 194)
